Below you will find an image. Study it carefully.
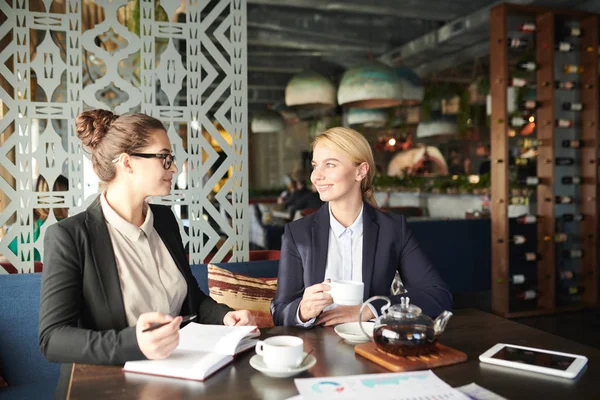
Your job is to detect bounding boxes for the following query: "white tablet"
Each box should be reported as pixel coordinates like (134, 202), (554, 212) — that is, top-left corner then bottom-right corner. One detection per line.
(479, 343), (588, 379)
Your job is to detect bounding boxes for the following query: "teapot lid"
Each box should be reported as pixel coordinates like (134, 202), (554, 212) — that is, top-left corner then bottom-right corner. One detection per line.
(387, 297), (423, 318)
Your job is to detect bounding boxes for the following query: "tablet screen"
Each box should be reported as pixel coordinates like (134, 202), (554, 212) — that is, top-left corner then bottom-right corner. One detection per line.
(491, 346), (575, 370)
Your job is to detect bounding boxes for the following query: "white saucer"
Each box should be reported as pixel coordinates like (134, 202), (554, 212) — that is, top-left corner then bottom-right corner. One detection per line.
(334, 322), (374, 344)
(249, 352), (317, 378)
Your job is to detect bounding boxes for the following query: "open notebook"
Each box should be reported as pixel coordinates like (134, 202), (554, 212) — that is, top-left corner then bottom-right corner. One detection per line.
(123, 323), (259, 381)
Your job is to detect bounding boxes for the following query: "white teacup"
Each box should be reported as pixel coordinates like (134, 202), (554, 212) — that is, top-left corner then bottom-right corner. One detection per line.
(255, 335), (304, 370)
(328, 280), (364, 306)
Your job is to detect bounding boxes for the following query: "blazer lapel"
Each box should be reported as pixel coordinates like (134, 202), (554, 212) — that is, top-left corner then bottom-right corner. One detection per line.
(85, 198), (128, 330)
(310, 205), (330, 285)
(362, 203), (379, 299)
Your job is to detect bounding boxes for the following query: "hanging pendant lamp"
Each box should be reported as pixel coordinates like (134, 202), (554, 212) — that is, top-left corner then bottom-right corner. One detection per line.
(251, 109), (286, 133)
(338, 62), (403, 109)
(396, 67), (424, 105)
(347, 108), (388, 128)
(416, 119), (459, 139)
(285, 70), (336, 111)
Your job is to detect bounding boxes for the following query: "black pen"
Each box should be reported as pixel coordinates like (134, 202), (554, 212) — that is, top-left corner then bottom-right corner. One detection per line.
(142, 314), (197, 333)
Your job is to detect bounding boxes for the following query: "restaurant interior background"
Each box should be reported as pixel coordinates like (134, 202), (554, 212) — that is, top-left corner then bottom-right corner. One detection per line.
(1, 0), (599, 332)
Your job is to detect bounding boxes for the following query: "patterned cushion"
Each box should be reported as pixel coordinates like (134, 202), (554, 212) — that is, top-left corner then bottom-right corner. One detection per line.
(0, 374), (7, 387)
(207, 264), (277, 328)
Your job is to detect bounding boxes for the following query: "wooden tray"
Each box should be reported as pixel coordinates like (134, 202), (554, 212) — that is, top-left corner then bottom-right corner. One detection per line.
(354, 342), (467, 372)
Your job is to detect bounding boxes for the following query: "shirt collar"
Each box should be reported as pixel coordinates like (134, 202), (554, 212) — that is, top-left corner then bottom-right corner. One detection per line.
(100, 192), (154, 241)
(328, 202), (364, 238)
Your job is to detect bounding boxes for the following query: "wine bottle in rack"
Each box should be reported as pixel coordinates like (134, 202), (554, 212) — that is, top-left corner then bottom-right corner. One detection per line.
(519, 252), (541, 262)
(562, 102), (583, 111)
(510, 77), (536, 88)
(563, 26), (582, 37)
(558, 286), (585, 296)
(511, 116), (528, 127)
(517, 22), (536, 32)
(562, 176), (582, 185)
(562, 249), (584, 259)
(508, 38), (530, 48)
(555, 157), (575, 166)
(559, 270), (576, 281)
(515, 289), (538, 301)
(509, 274), (527, 284)
(561, 140), (584, 149)
(555, 195), (574, 204)
(544, 233), (569, 243)
(554, 81), (580, 90)
(561, 213), (584, 222)
(555, 119), (574, 128)
(518, 176), (541, 186)
(563, 64), (584, 73)
(556, 42), (575, 52)
(510, 235), (527, 245)
(496, 274), (535, 284)
(516, 214), (539, 224)
(517, 61), (537, 71)
(519, 100), (540, 110)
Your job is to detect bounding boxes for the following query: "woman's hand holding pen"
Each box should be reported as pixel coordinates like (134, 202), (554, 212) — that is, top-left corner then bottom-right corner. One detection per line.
(136, 312), (182, 360)
(298, 280), (333, 322)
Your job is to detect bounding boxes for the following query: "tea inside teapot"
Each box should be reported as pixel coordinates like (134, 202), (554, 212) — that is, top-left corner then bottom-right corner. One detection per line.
(359, 296), (453, 358)
(373, 324), (438, 357)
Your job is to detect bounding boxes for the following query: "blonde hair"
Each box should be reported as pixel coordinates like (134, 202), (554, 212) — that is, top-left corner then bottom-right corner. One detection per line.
(312, 127), (378, 207)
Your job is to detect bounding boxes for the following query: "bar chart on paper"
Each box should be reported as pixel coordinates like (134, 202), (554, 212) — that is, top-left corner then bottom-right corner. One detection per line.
(294, 370), (471, 400)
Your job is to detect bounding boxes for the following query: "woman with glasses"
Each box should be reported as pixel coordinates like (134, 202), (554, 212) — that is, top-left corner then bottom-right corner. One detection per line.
(39, 110), (255, 374)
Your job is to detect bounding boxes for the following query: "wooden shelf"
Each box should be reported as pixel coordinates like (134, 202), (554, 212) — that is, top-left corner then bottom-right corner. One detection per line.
(490, 3), (599, 318)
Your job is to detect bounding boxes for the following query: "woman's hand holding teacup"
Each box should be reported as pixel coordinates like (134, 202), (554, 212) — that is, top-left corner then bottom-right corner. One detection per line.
(316, 304), (374, 327)
(298, 280), (333, 322)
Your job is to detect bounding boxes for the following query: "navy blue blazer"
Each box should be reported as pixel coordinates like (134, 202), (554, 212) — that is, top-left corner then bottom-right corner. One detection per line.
(271, 202), (452, 326)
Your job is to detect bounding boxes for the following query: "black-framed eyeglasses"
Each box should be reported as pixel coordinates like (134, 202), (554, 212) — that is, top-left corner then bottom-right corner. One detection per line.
(113, 153), (176, 170)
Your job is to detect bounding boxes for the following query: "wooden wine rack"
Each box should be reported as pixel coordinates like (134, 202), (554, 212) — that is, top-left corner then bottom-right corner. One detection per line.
(490, 3), (599, 318)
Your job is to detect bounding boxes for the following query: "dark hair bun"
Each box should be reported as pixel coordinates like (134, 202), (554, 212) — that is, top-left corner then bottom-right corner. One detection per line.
(75, 109), (118, 150)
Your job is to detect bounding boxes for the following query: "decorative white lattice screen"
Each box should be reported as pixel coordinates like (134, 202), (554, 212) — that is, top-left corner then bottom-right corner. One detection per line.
(0, 0), (248, 273)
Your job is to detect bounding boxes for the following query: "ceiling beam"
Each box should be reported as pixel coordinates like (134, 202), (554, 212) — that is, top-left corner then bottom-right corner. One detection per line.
(413, 41), (489, 77)
(247, 22), (378, 47)
(248, 66), (303, 74)
(378, 0), (536, 67)
(246, 5), (434, 47)
(247, 0), (474, 21)
(248, 53), (345, 76)
(247, 29), (380, 53)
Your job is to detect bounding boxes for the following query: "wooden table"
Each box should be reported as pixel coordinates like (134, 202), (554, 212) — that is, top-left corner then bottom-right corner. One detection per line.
(67, 309), (600, 399)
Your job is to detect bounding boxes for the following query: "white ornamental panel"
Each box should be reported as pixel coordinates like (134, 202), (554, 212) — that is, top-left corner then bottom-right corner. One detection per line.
(0, 0), (248, 273)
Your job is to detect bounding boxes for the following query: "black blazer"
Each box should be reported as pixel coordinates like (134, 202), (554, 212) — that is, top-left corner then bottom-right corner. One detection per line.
(38, 197), (232, 365)
(271, 202), (452, 326)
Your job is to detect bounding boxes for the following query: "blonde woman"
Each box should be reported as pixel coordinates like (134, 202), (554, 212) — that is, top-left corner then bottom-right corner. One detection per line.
(271, 127), (451, 327)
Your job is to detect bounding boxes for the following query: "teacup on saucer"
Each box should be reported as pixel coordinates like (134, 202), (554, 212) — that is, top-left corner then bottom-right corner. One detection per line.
(334, 322), (374, 344)
(250, 352), (316, 378)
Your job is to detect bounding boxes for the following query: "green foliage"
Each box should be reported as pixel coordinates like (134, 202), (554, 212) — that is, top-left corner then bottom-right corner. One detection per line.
(127, 0), (170, 36)
(476, 76), (490, 96)
(456, 87), (472, 136)
(373, 173), (491, 194)
(420, 82), (463, 122)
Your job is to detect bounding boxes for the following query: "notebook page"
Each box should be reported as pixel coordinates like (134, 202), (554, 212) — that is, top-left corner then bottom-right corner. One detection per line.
(177, 323), (257, 355)
(124, 350), (232, 381)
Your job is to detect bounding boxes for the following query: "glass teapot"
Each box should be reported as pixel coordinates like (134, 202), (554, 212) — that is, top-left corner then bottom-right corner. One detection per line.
(358, 296), (452, 357)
